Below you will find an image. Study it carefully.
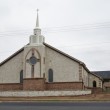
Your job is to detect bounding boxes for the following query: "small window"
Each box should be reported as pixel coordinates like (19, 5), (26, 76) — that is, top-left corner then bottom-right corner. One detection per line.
(31, 65), (34, 78)
(20, 70), (23, 83)
(43, 57), (45, 64)
(48, 69), (53, 82)
(93, 80), (97, 87)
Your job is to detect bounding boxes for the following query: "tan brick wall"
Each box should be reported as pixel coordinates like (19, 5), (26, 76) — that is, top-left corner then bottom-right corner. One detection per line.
(89, 74), (102, 88)
(23, 78), (46, 90)
(23, 45), (45, 79)
(0, 51), (23, 83)
(86, 87), (103, 94)
(46, 82), (83, 90)
(0, 80), (84, 91)
(45, 47), (80, 82)
(0, 83), (22, 91)
(82, 67), (89, 87)
(79, 65), (83, 81)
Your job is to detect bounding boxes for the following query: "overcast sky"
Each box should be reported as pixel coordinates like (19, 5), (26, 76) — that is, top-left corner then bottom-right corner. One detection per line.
(0, 0), (110, 71)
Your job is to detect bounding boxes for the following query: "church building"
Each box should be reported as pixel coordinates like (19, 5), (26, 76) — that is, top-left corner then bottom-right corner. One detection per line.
(0, 11), (103, 91)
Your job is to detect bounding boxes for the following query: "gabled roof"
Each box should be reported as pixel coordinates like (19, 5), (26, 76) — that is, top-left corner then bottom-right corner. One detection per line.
(92, 71), (110, 79)
(44, 43), (91, 73)
(0, 43), (90, 73)
(44, 43), (84, 64)
(0, 42), (103, 80)
(0, 47), (24, 66)
(90, 72), (103, 80)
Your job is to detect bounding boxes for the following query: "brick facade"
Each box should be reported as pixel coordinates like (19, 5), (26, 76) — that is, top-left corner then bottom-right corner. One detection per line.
(86, 87), (103, 94)
(46, 82), (84, 90)
(0, 78), (84, 91)
(23, 78), (46, 91)
(0, 83), (22, 91)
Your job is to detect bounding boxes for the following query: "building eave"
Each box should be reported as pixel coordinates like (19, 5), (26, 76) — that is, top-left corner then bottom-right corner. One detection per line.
(44, 43), (90, 73)
(0, 42), (91, 75)
(91, 72), (103, 80)
(44, 43), (84, 63)
(0, 47), (24, 66)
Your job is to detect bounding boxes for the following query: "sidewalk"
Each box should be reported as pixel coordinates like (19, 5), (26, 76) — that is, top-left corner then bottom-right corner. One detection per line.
(0, 93), (110, 102)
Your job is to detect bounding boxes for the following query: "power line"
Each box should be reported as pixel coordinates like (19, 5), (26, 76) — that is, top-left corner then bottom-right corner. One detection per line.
(0, 26), (109, 37)
(0, 21), (110, 37)
(43, 21), (110, 29)
(1, 41), (110, 54)
(57, 42), (110, 48)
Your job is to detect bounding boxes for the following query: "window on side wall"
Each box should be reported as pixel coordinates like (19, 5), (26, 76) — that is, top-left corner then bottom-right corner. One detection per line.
(20, 70), (23, 83)
(48, 69), (53, 82)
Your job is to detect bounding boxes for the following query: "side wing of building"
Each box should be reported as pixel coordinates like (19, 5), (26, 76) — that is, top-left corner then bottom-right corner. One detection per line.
(89, 73), (102, 88)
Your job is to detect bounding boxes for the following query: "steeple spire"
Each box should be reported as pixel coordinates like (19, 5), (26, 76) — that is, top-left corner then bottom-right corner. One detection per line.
(29, 9), (45, 45)
(36, 9), (39, 27)
(34, 9), (41, 35)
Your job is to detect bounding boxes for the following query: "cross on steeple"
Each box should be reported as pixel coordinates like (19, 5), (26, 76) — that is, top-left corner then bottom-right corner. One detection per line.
(36, 9), (39, 28)
(29, 9), (45, 45)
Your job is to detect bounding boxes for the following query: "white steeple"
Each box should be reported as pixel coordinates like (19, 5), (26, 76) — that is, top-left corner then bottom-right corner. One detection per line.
(29, 9), (45, 45)
(34, 9), (41, 36)
(36, 9), (39, 27)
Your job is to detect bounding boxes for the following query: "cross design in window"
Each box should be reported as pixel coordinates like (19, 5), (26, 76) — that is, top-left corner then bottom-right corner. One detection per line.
(26, 49), (40, 78)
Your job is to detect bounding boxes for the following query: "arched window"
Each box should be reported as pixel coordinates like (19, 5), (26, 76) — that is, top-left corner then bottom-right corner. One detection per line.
(93, 80), (97, 87)
(20, 70), (23, 83)
(48, 69), (53, 82)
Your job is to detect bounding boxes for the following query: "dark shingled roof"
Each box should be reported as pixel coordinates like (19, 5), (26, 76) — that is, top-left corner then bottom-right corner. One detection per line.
(92, 71), (110, 79)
